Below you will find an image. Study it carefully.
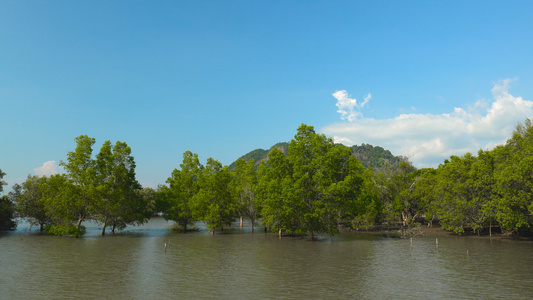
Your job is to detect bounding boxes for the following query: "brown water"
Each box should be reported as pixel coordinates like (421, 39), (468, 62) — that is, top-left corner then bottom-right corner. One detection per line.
(1, 218), (533, 299)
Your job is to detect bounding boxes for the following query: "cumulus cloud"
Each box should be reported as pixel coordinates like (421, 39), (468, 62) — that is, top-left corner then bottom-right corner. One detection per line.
(322, 80), (533, 168)
(34, 161), (62, 176)
(332, 90), (372, 122)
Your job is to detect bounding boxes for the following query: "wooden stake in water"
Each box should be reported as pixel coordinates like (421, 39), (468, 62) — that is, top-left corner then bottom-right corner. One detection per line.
(410, 237), (413, 249)
(164, 242), (167, 253)
(436, 238), (439, 250)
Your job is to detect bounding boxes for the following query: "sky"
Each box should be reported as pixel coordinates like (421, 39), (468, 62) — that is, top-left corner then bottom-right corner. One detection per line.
(2, 1), (533, 193)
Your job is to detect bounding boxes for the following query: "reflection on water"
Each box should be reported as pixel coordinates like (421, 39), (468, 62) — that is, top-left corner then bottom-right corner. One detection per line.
(1, 219), (533, 299)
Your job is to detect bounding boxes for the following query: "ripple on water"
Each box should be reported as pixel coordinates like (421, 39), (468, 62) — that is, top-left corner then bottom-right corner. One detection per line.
(2, 221), (533, 299)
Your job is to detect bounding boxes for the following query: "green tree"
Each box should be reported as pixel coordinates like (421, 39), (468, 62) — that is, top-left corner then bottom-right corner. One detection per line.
(374, 160), (418, 226)
(13, 175), (50, 231)
(433, 153), (494, 235)
(0, 169), (17, 230)
(60, 135), (97, 229)
(95, 140), (144, 235)
(409, 168), (440, 227)
(0, 168), (6, 192)
(138, 187), (157, 216)
(230, 158), (258, 231)
(492, 120), (533, 234)
(474, 149), (499, 235)
(0, 195), (17, 230)
(40, 174), (85, 235)
(192, 158), (234, 234)
(256, 148), (294, 236)
(339, 164), (380, 230)
(258, 124), (368, 240)
(163, 151), (203, 231)
(288, 124), (364, 239)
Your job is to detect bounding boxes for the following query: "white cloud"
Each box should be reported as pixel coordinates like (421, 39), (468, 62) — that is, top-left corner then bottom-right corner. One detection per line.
(34, 161), (62, 176)
(332, 90), (372, 122)
(322, 80), (533, 168)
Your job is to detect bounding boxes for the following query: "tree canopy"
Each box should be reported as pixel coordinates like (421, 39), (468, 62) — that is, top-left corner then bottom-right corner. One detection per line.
(9, 119), (533, 238)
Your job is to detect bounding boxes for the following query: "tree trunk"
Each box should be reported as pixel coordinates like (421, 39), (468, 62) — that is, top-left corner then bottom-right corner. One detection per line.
(251, 223), (254, 233)
(211, 228), (215, 235)
(278, 229), (282, 238)
(40, 223), (44, 232)
(308, 231), (314, 241)
(184, 224), (187, 232)
(101, 219), (107, 236)
(112, 224), (116, 234)
(240, 216), (243, 228)
(76, 217), (83, 230)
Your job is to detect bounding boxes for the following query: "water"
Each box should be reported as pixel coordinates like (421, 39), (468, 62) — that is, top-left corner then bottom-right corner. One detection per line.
(2, 218), (533, 299)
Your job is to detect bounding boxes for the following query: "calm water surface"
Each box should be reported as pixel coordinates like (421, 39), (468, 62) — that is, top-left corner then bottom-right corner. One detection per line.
(1, 218), (533, 299)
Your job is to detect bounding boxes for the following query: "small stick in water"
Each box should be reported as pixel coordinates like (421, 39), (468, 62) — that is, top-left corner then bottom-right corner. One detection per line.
(436, 238), (439, 250)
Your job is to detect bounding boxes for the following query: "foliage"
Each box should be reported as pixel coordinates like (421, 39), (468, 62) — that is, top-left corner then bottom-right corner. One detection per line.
(491, 120), (533, 233)
(0, 169), (17, 230)
(12, 175), (50, 231)
(45, 224), (86, 238)
(0, 168), (6, 193)
(372, 160), (418, 226)
(40, 174), (79, 228)
(5, 135), (151, 237)
(162, 151), (203, 231)
(0, 195), (17, 230)
(230, 158), (258, 230)
(256, 148), (293, 234)
(59, 135), (97, 229)
(192, 158), (234, 232)
(257, 124), (369, 239)
(94, 140), (144, 235)
(9, 120), (533, 238)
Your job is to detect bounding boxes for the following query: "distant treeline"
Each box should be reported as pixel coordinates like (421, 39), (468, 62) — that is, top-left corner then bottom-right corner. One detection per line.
(2, 120), (533, 238)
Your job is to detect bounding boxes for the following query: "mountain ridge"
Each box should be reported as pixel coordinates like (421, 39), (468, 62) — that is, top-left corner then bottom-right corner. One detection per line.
(229, 142), (407, 172)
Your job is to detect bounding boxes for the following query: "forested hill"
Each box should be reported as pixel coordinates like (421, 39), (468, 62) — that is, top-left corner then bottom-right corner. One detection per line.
(350, 144), (404, 171)
(230, 142), (406, 172)
(229, 142), (289, 170)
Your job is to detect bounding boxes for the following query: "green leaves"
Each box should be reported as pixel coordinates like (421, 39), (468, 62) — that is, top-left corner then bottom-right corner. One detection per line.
(257, 123), (368, 238)
(193, 158), (234, 231)
(0, 195), (17, 230)
(94, 140), (144, 235)
(230, 158), (258, 229)
(12, 175), (50, 231)
(162, 151), (203, 231)
(0, 168), (6, 193)
(23, 135), (148, 236)
(415, 119), (533, 235)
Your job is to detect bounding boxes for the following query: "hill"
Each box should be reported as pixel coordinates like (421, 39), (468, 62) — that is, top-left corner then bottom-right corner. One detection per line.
(228, 142), (289, 170)
(230, 142), (407, 172)
(350, 144), (405, 172)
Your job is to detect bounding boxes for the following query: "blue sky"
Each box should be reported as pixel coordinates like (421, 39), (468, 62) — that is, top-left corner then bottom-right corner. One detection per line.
(2, 1), (533, 192)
